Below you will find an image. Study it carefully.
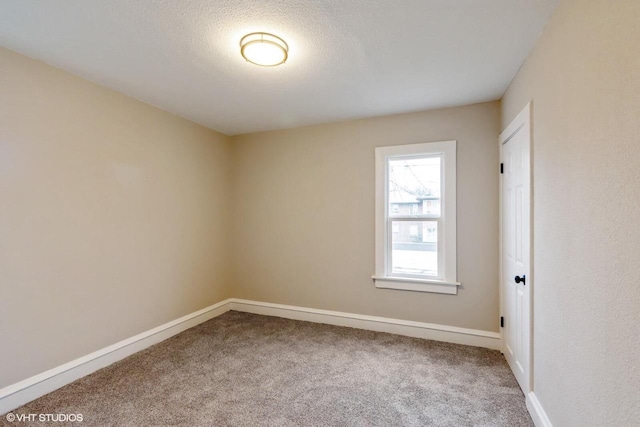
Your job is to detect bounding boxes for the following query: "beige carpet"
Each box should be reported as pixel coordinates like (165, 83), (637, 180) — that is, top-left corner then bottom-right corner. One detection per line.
(3, 311), (532, 426)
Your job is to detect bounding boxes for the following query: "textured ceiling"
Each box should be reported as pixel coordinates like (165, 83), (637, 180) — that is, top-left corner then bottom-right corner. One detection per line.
(0, 0), (558, 135)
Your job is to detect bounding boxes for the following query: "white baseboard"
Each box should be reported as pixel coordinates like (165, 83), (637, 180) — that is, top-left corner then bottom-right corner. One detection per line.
(0, 299), (232, 415)
(527, 392), (553, 427)
(229, 299), (501, 350)
(1, 298), (502, 415)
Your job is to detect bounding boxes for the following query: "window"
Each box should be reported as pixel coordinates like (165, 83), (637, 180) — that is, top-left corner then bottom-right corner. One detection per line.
(373, 140), (459, 294)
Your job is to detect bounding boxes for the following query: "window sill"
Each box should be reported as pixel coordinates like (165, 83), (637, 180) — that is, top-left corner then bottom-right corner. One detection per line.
(371, 275), (460, 295)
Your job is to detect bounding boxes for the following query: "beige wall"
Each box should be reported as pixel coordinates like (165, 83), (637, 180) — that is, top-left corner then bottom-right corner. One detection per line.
(0, 47), (233, 388)
(502, 1), (640, 425)
(231, 102), (500, 332)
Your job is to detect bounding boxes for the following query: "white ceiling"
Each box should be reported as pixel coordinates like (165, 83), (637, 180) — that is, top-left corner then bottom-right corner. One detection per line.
(0, 0), (558, 135)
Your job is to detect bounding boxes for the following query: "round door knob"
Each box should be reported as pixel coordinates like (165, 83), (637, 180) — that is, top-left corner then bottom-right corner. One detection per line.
(515, 275), (526, 285)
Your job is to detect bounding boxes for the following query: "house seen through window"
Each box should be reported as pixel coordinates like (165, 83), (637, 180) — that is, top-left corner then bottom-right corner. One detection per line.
(388, 155), (441, 277)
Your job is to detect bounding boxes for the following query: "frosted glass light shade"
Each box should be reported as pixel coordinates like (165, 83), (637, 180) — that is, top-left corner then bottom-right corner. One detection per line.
(240, 33), (288, 67)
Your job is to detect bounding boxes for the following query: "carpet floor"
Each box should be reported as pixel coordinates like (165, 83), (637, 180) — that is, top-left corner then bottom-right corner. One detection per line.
(3, 312), (532, 426)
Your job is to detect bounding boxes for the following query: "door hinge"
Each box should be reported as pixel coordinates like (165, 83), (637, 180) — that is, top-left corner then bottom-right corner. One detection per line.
(500, 163), (504, 174)
(500, 316), (504, 328)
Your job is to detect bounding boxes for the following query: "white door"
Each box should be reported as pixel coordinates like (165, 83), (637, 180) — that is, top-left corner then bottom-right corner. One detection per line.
(500, 103), (531, 393)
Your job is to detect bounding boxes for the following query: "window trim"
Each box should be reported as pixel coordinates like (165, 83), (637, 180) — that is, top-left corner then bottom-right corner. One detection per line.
(373, 140), (459, 295)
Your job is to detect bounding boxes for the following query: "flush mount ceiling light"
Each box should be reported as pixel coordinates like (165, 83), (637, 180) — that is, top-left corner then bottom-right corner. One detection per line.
(240, 32), (288, 67)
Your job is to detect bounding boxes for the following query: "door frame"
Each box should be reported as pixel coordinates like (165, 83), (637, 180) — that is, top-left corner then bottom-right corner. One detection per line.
(499, 102), (533, 393)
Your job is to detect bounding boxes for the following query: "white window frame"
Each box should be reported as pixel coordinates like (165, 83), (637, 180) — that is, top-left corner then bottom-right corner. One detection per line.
(373, 140), (460, 295)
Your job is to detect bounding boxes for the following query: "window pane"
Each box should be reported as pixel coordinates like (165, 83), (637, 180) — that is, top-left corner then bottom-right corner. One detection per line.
(388, 156), (441, 217)
(391, 220), (438, 277)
